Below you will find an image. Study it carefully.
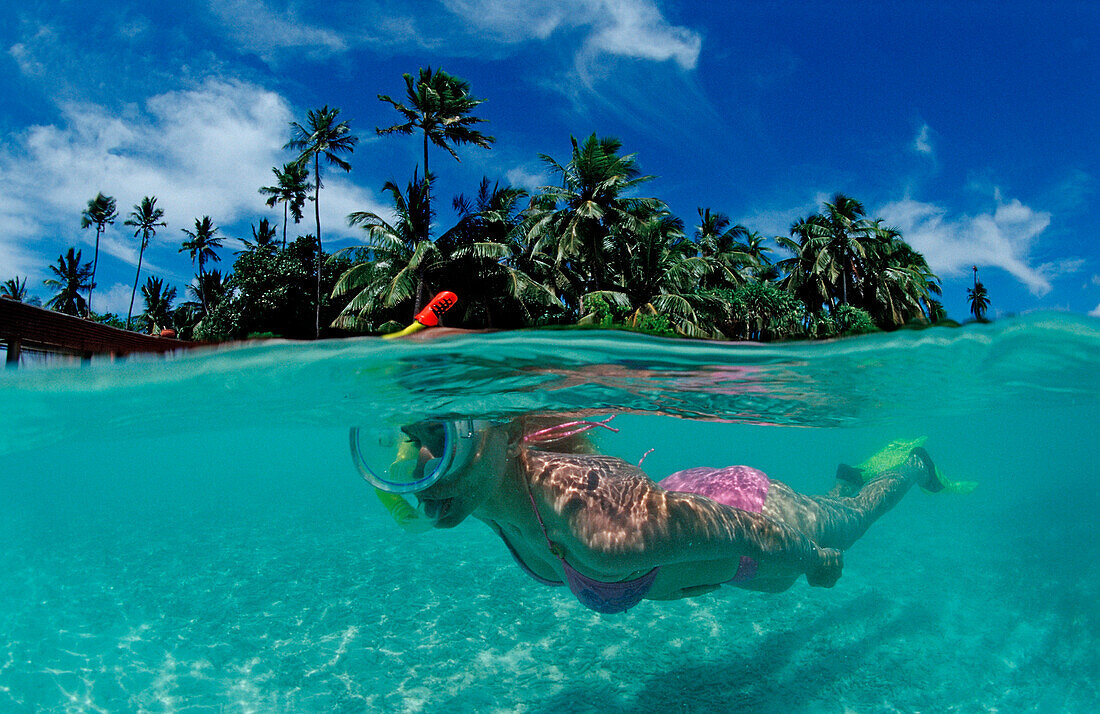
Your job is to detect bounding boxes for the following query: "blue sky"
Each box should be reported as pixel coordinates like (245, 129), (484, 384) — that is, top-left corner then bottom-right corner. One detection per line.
(2, 0), (1097, 320)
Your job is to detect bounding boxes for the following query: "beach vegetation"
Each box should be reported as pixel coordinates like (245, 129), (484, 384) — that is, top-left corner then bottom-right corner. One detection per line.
(968, 267), (990, 320)
(139, 276), (176, 334)
(123, 196), (166, 330)
(2, 276), (29, 302)
(245, 219), (278, 251)
(45, 75), (965, 344)
(188, 237), (354, 341)
(43, 248), (93, 316)
(80, 192), (117, 315)
(179, 216), (223, 315)
(285, 106), (358, 338)
(377, 67), (495, 302)
(258, 162), (310, 249)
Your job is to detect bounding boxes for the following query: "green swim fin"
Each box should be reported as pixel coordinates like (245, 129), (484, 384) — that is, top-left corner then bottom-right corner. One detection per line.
(856, 437), (928, 476)
(857, 438), (977, 494)
(931, 467), (978, 495)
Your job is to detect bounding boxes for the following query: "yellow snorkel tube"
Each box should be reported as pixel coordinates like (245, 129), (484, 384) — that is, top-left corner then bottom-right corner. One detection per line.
(374, 290), (460, 530)
(382, 291), (458, 339)
(374, 440), (435, 533)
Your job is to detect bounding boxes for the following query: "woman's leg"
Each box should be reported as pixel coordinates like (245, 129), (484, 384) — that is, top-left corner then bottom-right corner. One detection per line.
(761, 449), (934, 551)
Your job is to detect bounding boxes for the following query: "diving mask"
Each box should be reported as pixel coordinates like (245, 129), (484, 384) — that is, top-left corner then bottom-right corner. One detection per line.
(350, 419), (496, 494)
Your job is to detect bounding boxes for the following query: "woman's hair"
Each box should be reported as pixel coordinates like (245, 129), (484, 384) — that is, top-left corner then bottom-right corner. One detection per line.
(513, 414), (617, 455)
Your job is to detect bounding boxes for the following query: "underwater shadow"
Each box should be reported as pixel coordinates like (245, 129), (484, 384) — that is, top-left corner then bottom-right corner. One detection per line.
(532, 589), (936, 714)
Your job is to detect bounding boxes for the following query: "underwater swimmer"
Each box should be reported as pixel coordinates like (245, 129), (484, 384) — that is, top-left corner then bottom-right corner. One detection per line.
(351, 418), (953, 614)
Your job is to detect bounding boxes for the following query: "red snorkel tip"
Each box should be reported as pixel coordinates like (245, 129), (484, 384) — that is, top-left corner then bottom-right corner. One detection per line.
(414, 291), (458, 327)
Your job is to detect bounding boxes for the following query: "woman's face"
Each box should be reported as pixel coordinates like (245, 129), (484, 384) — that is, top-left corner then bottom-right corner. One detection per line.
(406, 422), (512, 528)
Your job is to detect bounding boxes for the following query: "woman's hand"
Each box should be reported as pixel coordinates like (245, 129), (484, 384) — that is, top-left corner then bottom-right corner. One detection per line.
(806, 547), (844, 588)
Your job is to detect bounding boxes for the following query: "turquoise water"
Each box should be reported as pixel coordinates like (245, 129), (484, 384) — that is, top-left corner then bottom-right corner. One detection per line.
(2, 313), (1098, 712)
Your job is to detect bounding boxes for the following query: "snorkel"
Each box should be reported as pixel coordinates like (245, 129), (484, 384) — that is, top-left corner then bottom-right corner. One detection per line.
(382, 291), (458, 339)
(366, 291), (469, 531)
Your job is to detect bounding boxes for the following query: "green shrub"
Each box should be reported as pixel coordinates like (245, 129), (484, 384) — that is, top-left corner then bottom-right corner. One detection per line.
(834, 305), (877, 335)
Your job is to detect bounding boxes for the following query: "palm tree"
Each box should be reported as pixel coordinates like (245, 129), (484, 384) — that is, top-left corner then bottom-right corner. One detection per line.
(123, 196), (166, 329)
(742, 230), (775, 278)
(140, 276), (177, 334)
(336, 171), (438, 326)
(190, 270), (228, 315)
(80, 192), (117, 314)
(926, 299), (947, 323)
(434, 178), (558, 327)
(285, 105), (358, 338)
(336, 175), (556, 330)
(1, 277), (28, 301)
(259, 162), (310, 249)
(180, 216), (222, 275)
(968, 266), (990, 320)
(806, 193), (874, 306)
(529, 134), (660, 304)
(377, 66), (496, 249)
(243, 218), (278, 251)
(694, 208), (754, 288)
(179, 216), (223, 313)
(776, 216), (834, 319)
(861, 221), (941, 326)
(43, 248), (93, 316)
(607, 210), (720, 337)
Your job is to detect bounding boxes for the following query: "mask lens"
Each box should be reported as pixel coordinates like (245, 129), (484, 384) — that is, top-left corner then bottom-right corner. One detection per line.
(351, 422), (455, 493)
(402, 422), (446, 456)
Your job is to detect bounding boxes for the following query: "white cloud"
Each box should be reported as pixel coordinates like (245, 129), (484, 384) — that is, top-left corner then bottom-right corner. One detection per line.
(211, 0), (702, 73)
(0, 232), (39, 279)
(95, 282), (139, 317)
(586, 0), (701, 69)
(7, 42), (45, 76)
(315, 176), (389, 247)
(1039, 257), (1085, 276)
(1090, 303), (1100, 318)
(913, 123), (933, 155)
(206, 0), (349, 63)
(444, 0), (701, 70)
(0, 78), (379, 281)
(1092, 274), (1100, 287)
(737, 193), (830, 242)
(506, 164), (550, 191)
(878, 193), (1064, 296)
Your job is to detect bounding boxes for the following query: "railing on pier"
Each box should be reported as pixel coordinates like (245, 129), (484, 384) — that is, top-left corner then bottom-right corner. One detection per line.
(1, 298), (199, 368)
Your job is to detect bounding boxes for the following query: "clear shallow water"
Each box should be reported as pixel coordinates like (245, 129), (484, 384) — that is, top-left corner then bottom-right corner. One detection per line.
(2, 313), (1098, 712)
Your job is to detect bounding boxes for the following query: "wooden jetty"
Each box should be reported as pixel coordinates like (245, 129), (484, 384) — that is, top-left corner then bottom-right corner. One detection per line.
(1, 298), (196, 368)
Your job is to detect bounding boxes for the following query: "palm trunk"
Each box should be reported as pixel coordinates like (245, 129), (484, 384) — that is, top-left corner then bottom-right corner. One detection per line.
(127, 236), (146, 330)
(199, 264), (207, 316)
(414, 268), (425, 315)
(88, 226), (101, 317)
(422, 130), (431, 245)
(314, 154), (322, 339)
(416, 130), (430, 318)
(282, 202), (288, 249)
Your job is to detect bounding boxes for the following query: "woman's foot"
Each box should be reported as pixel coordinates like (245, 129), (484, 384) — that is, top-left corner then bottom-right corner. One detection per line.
(828, 463), (865, 497)
(909, 446), (944, 492)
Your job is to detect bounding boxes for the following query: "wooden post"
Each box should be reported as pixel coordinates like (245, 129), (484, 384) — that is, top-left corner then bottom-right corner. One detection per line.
(5, 338), (20, 368)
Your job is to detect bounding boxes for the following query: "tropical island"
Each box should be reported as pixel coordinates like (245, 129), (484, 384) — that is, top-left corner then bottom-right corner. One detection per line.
(2, 68), (993, 345)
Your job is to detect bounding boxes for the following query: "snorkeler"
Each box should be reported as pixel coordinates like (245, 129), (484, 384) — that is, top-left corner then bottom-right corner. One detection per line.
(351, 418), (961, 614)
